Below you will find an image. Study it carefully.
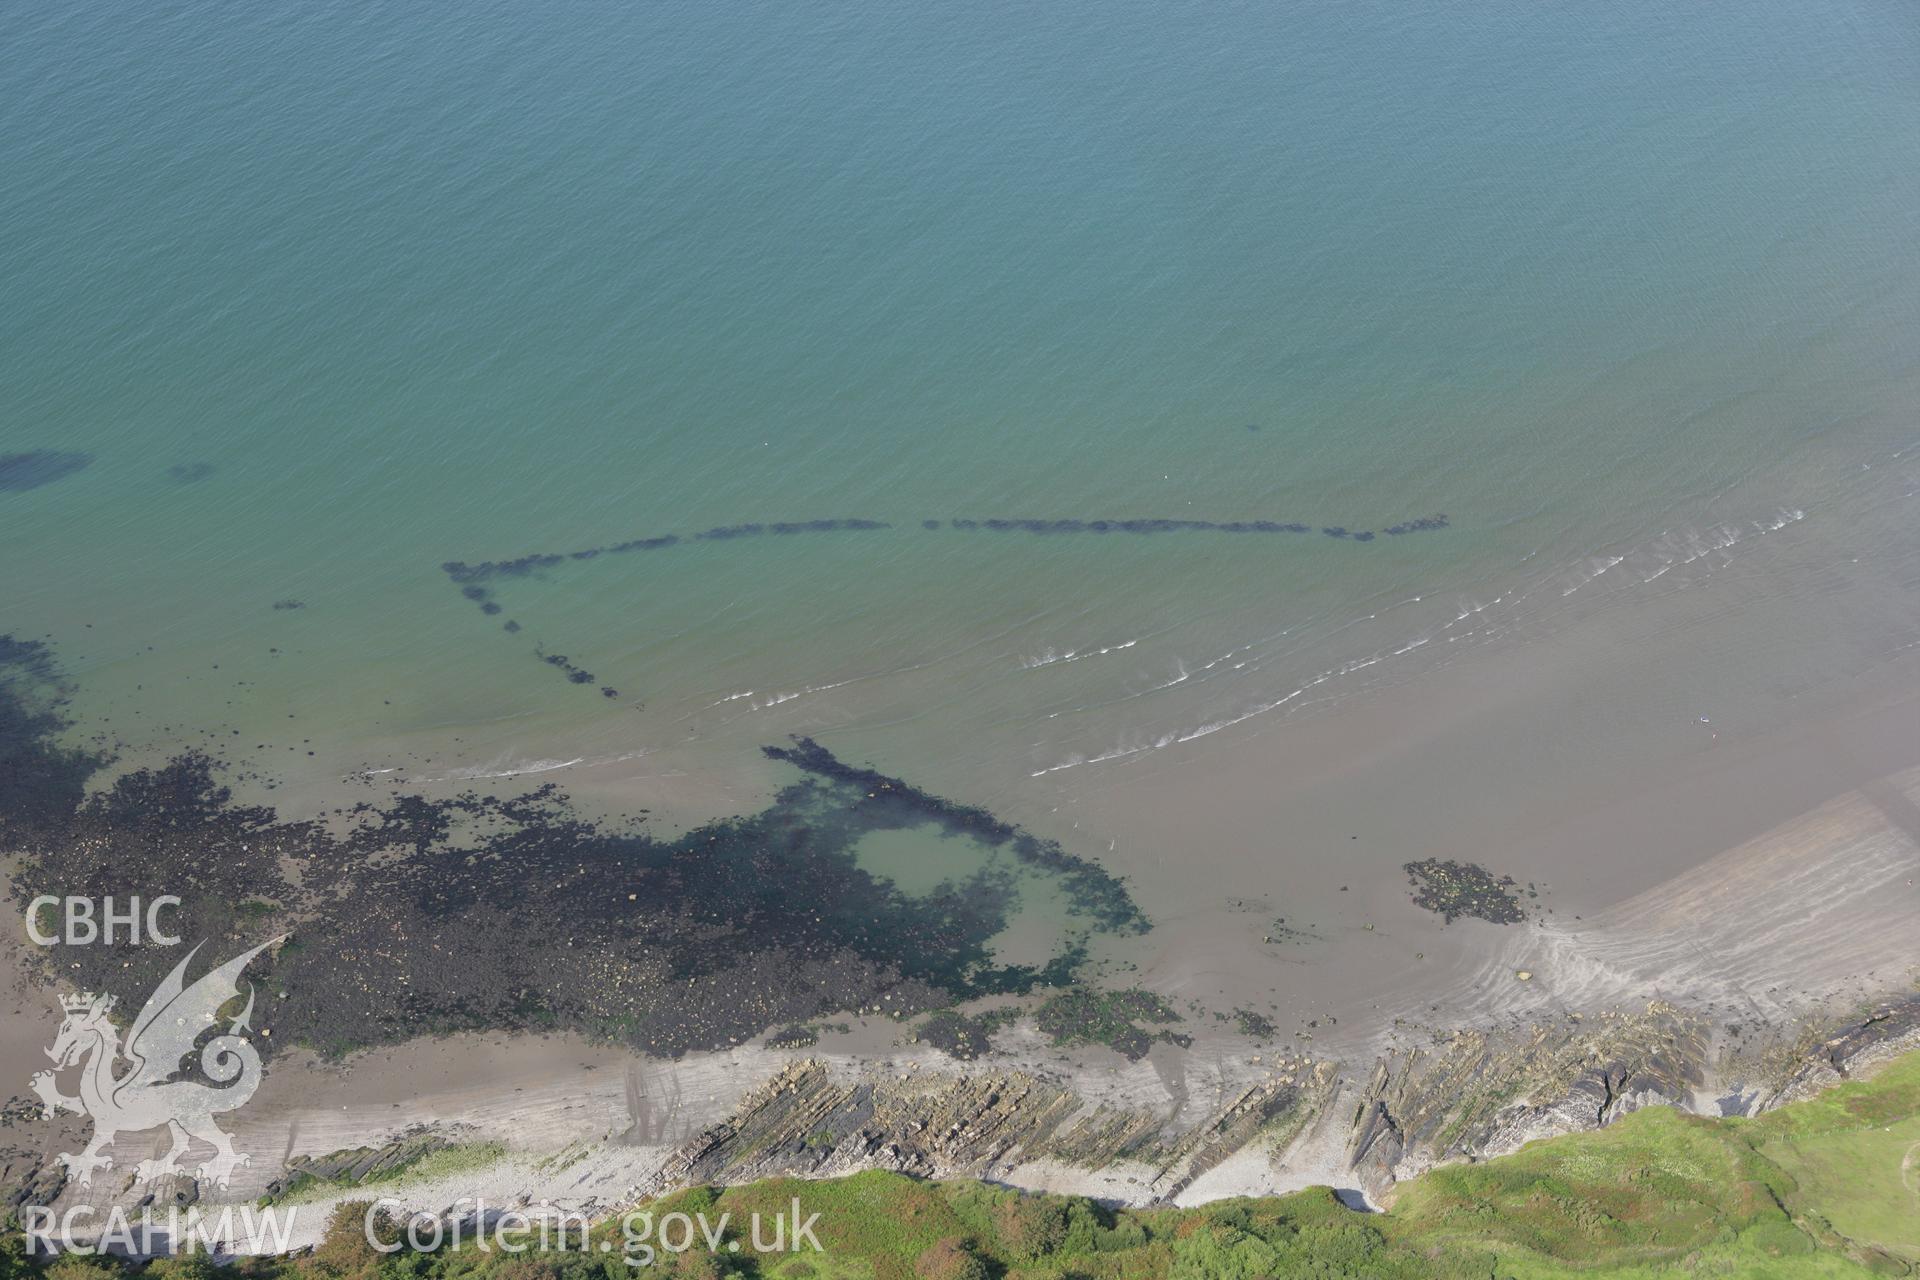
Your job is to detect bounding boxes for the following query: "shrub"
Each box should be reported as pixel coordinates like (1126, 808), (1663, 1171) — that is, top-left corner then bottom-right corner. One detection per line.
(913, 1238), (988, 1280)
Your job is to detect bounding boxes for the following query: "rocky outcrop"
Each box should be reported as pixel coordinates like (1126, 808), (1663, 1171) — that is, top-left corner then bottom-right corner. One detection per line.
(262, 1130), (453, 1201)
(9, 994), (1914, 1233)
(0, 1141), (66, 1215)
(1153, 1065), (1336, 1202)
(633, 1056), (1333, 1202)
(1759, 992), (1920, 1107)
(633, 995), (1916, 1209)
(1347, 1002), (1709, 1200)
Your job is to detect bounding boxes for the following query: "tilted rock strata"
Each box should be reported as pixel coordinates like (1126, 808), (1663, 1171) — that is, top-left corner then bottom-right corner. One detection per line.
(1346, 1002), (1711, 1200)
(633, 1057), (1333, 1202)
(635, 996), (1919, 1208)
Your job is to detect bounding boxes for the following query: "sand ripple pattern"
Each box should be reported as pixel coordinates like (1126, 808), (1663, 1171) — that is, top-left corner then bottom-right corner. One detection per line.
(1442, 768), (1920, 1026)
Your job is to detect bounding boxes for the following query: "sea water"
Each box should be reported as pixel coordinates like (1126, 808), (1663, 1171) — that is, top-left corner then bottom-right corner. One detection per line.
(5, 2), (1919, 940)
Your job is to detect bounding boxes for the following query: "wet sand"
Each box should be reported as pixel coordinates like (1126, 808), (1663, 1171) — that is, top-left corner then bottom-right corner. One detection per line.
(199, 673), (1918, 1230)
(5, 695), (1915, 1240)
(196, 530), (1920, 1100)
(1020, 533), (1920, 1056)
(0, 899), (63, 1103)
(9, 460), (1920, 1228)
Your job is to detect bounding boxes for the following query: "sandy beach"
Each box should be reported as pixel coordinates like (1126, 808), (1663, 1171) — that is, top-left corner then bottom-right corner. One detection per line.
(8, 592), (1917, 1243)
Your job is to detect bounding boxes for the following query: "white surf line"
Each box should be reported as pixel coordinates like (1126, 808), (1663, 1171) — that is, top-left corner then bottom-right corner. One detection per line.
(409, 747), (656, 784)
(1019, 637), (1141, 670)
(1029, 501), (1814, 779)
(692, 602), (1104, 728)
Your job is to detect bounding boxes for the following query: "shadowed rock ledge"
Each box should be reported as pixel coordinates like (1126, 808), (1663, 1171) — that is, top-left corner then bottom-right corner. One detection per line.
(632, 1056), (1336, 1203)
(628, 993), (1920, 1209)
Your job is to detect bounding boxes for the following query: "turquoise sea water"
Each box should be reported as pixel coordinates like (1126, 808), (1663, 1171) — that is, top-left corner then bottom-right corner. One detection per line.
(4, 1), (1919, 847)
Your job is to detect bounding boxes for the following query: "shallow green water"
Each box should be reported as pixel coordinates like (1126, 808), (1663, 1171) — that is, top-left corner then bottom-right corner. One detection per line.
(4, 1), (1917, 831)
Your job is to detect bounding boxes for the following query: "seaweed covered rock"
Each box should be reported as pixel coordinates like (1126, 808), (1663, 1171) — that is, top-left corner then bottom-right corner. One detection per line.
(1403, 858), (1525, 924)
(2, 641), (1144, 1061)
(1034, 988), (1182, 1060)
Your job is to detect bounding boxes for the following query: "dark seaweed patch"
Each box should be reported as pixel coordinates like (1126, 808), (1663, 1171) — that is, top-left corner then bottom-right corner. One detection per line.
(3, 645), (1139, 1059)
(912, 1008), (1016, 1061)
(537, 648), (600, 686)
(0, 636), (62, 684)
(1233, 1008), (1276, 1039)
(0, 639), (107, 839)
(167, 462), (217, 484)
(443, 551), (568, 582)
(947, 517), (1317, 536)
(443, 511), (1450, 587)
(1384, 514), (1449, 536)
(766, 1024), (819, 1050)
(443, 519), (887, 584)
(1034, 987), (1182, 1061)
(1403, 858), (1524, 925)
(0, 451), (92, 492)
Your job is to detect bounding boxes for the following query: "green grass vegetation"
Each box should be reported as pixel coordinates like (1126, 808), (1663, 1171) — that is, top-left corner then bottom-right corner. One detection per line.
(6, 1052), (1916, 1279)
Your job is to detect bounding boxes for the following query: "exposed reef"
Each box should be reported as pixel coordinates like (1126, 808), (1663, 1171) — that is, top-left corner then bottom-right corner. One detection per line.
(911, 1009), (1015, 1061)
(1234, 1008), (1277, 1039)
(1034, 987), (1185, 1060)
(766, 1024), (821, 1050)
(0, 450), (92, 492)
(2, 639), (1141, 1060)
(1403, 858), (1525, 924)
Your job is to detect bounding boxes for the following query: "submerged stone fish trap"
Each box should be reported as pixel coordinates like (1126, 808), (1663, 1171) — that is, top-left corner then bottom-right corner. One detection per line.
(440, 512), (1452, 692)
